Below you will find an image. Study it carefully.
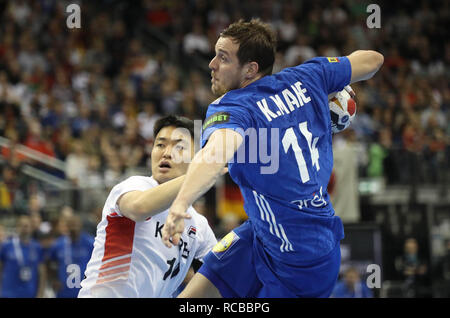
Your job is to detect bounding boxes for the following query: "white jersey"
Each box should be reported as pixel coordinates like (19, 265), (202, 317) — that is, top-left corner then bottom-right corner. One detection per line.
(78, 176), (217, 298)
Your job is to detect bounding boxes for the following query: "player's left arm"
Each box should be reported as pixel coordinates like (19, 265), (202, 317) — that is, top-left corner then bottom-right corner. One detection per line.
(347, 50), (384, 84)
(162, 128), (243, 248)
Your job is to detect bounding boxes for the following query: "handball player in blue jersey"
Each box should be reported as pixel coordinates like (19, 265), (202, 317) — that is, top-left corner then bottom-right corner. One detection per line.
(162, 19), (383, 297)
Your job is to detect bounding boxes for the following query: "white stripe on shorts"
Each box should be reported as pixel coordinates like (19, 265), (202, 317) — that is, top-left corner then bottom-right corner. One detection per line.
(253, 191), (294, 252)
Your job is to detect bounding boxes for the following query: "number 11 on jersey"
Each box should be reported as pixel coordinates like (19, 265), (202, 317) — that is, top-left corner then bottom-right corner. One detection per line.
(282, 121), (320, 183)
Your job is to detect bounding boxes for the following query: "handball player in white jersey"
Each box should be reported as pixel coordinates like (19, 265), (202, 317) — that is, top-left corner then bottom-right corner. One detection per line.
(78, 115), (217, 298)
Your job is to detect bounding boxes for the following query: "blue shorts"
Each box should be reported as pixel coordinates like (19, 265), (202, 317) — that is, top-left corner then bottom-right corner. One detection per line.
(198, 220), (341, 298)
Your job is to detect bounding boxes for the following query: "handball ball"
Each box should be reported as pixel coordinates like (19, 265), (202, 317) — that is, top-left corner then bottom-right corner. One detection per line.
(329, 87), (356, 134)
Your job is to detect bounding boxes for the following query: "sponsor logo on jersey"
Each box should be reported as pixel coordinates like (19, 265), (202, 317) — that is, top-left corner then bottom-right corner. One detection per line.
(212, 231), (239, 259)
(202, 112), (230, 130)
(291, 186), (328, 210)
(327, 57), (340, 63)
(188, 226), (197, 238)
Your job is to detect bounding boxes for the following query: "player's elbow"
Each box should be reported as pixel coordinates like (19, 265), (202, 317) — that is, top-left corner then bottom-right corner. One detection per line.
(370, 50), (384, 70)
(120, 200), (149, 222)
(349, 50), (384, 83)
(358, 50), (384, 74)
(200, 143), (228, 166)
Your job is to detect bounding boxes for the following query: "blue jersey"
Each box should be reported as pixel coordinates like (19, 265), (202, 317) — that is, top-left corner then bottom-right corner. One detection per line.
(0, 237), (44, 298)
(48, 233), (94, 298)
(201, 56), (351, 265)
(331, 280), (373, 298)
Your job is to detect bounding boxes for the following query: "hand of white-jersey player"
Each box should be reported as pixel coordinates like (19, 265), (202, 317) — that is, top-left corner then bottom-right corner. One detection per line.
(162, 202), (191, 248)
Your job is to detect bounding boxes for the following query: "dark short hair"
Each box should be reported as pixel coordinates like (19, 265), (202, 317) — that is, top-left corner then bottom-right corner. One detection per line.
(220, 19), (277, 76)
(153, 115), (195, 140)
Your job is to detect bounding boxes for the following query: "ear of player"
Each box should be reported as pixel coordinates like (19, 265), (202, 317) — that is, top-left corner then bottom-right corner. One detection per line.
(329, 85), (357, 134)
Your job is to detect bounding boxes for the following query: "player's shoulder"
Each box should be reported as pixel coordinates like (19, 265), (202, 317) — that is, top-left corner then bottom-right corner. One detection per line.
(112, 175), (156, 191)
(205, 90), (256, 128)
(120, 175), (155, 185)
(284, 56), (349, 75)
(280, 57), (325, 75)
(203, 95), (252, 133)
(209, 88), (255, 108)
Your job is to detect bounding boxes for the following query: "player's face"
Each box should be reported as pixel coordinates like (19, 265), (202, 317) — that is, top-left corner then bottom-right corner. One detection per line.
(16, 216), (32, 239)
(151, 126), (194, 184)
(209, 36), (246, 96)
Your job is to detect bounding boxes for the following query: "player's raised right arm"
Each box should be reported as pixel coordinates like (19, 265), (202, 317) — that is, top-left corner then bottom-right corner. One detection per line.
(347, 50), (384, 84)
(117, 175), (187, 222)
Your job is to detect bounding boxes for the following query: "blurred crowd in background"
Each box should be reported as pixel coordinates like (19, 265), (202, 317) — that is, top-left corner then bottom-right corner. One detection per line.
(0, 0), (449, 297)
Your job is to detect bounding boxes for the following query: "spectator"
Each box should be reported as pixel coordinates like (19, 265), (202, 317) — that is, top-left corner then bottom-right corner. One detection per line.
(82, 154), (104, 189)
(330, 130), (360, 223)
(183, 17), (210, 56)
(207, 1), (230, 36)
(0, 167), (13, 213)
(29, 209), (49, 243)
(0, 223), (6, 244)
(52, 123), (73, 161)
(0, 215), (46, 297)
(395, 238), (430, 297)
(187, 71), (213, 115)
(331, 267), (373, 298)
(1, 130), (27, 164)
(0, 163), (28, 215)
(70, 102), (92, 138)
(119, 118), (147, 171)
(284, 34), (316, 67)
(23, 119), (55, 159)
(17, 38), (46, 75)
(322, 0), (348, 26)
(367, 128), (391, 178)
(137, 101), (161, 141)
(52, 206), (74, 239)
(65, 139), (88, 188)
(47, 214), (94, 298)
(160, 66), (183, 115)
(7, 0), (31, 28)
(275, 5), (298, 51)
(82, 206), (103, 237)
(80, 154), (105, 212)
(103, 156), (125, 189)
